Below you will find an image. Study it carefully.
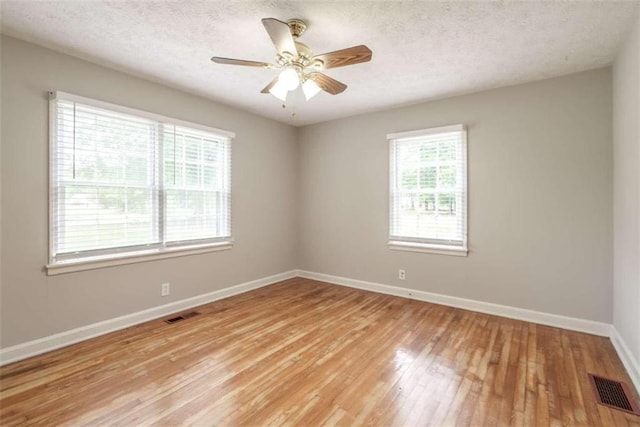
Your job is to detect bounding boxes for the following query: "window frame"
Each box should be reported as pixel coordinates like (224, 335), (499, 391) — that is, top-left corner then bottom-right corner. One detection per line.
(388, 124), (468, 256)
(47, 91), (234, 275)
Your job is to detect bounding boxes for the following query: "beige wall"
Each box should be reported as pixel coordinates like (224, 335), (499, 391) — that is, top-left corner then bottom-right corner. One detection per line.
(298, 69), (613, 323)
(613, 13), (640, 370)
(0, 35), (619, 350)
(0, 36), (299, 347)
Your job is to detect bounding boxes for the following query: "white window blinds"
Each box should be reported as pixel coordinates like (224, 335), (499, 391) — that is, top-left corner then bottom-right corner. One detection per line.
(50, 92), (232, 264)
(389, 124), (467, 253)
(162, 124), (231, 245)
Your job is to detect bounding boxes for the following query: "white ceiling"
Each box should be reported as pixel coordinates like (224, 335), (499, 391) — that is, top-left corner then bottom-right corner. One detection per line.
(1, 1), (639, 126)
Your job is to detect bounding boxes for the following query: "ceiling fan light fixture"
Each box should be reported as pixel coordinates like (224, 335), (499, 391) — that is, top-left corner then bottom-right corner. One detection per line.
(278, 68), (300, 90)
(212, 18), (372, 103)
(302, 78), (322, 100)
(269, 80), (289, 101)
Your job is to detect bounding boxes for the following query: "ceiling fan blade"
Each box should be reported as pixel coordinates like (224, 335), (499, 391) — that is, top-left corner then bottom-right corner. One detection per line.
(307, 72), (347, 95)
(262, 18), (298, 57)
(260, 77), (279, 94)
(311, 45), (372, 69)
(211, 57), (273, 68)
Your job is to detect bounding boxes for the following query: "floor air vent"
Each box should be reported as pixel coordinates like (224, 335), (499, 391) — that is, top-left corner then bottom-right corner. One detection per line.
(164, 311), (200, 324)
(588, 373), (640, 415)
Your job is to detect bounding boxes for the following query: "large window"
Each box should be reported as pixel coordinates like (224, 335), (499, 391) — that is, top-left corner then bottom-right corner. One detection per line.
(49, 92), (233, 271)
(389, 124), (467, 256)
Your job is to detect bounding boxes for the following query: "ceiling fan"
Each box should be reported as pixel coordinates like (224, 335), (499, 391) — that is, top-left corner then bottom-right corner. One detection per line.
(211, 18), (372, 102)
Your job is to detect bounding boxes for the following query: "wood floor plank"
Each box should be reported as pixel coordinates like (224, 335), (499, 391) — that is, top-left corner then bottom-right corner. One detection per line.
(1, 278), (639, 426)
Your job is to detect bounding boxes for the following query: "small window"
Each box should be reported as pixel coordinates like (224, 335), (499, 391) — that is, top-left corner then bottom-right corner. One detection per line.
(388, 124), (468, 256)
(49, 92), (233, 269)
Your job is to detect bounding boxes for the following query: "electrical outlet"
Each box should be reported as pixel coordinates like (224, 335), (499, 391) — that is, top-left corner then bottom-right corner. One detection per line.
(161, 283), (170, 296)
(399, 269), (406, 280)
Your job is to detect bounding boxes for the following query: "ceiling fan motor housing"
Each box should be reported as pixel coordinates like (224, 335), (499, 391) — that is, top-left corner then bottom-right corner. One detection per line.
(287, 19), (307, 38)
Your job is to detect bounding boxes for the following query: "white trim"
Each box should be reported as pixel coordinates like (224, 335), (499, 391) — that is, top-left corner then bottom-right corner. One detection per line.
(0, 270), (297, 366)
(48, 92), (234, 268)
(48, 95), (57, 264)
(46, 241), (233, 275)
(51, 91), (235, 138)
(610, 327), (640, 394)
(461, 128), (468, 247)
(388, 241), (468, 256)
(387, 124), (465, 140)
(388, 124), (468, 252)
(296, 270), (612, 337)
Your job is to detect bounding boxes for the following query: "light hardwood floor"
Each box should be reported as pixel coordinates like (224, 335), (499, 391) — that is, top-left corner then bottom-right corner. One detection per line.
(1, 278), (639, 426)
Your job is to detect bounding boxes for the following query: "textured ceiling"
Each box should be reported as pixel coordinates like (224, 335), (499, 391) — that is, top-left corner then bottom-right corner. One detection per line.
(1, 1), (639, 126)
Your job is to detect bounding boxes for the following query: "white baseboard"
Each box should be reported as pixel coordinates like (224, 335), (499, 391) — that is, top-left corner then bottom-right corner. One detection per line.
(610, 327), (640, 394)
(5, 268), (637, 396)
(297, 270), (612, 337)
(0, 270), (297, 366)
(300, 270), (640, 394)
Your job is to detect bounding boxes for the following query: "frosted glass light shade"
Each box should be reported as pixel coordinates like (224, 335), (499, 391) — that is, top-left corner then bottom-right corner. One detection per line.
(269, 80), (288, 101)
(302, 79), (322, 100)
(278, 68), (300, 90)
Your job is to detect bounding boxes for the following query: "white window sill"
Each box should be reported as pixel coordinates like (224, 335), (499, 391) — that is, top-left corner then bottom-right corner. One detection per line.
(46, 241), (233, 275)
(388, 241), (468, 257)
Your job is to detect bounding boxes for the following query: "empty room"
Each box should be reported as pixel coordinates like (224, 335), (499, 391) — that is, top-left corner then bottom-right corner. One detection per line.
(1, 0), (640, 425)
